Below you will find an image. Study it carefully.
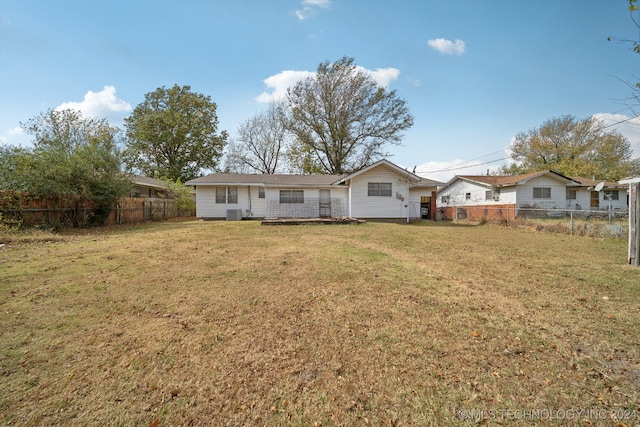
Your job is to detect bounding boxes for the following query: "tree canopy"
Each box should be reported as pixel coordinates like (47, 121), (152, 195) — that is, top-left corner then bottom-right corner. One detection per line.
(0, 109), (130, 224)
(225, 102), (288, 174)
(501, 115), (640, 181)
(123, 85), (228, 182)
(285, 56), (414, 174)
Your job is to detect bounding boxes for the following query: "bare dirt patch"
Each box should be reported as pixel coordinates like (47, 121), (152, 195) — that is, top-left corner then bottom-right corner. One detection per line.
(1, 220), (639, 425)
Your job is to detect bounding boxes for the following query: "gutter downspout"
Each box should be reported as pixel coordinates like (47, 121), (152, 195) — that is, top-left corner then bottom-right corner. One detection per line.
(348, 181), (352, 218)
(247, 185), (251, 219)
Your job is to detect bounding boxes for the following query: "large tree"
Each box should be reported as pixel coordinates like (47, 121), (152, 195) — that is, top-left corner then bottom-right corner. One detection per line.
(225, 102), (288, 174)
(124, 85), (228, 182)
(502, 115), (640, 181)
(0, 109), (130, 225)
(285, 56), (414, 174)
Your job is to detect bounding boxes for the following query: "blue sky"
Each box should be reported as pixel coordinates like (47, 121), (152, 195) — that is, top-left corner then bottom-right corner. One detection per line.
(1, 0), (639, 181)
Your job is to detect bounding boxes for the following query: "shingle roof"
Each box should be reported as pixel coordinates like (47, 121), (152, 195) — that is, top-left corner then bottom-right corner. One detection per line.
(569, 176), (625, 188)
(456, 170), (576, 187)
(131, 175), (168, 189)
(185, 173), (345, 186)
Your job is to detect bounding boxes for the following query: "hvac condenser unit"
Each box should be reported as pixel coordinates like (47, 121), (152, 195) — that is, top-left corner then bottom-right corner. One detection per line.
(226, 209), (243, 221)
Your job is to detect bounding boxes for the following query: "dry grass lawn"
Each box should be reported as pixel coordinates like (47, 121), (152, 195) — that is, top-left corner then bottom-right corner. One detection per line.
(1, 220), (639, 426)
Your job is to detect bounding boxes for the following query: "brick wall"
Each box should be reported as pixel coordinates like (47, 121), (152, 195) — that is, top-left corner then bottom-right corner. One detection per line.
(440, 204), (517, 222)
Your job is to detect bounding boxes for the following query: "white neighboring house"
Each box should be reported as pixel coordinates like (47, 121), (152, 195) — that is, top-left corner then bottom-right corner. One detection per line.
(569, 177), (629, 212)
(185, 159), (442, 221)
(436, 170), (628, 220)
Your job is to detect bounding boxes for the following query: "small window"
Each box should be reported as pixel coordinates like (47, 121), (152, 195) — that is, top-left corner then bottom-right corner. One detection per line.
(258, 187), (265, 199)
(485, 189), (500, 200)
(216, 186), (238, 204)
(280, 190), (304, 204)
(533, 187), (551, 199)
(604, 190), (619, 200)
(566, 189), (577, 200)
(441, 195), (450, 204)
(465, 193), (471, 200)
(368, 182), (392, 197)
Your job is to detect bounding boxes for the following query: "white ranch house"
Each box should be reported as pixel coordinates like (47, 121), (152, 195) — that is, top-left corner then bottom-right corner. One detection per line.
(437, 170), (628, 221)
(185, 160), (442, 221)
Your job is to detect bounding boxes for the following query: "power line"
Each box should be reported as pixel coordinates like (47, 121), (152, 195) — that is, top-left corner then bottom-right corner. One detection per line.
(415, 157), (507, 175)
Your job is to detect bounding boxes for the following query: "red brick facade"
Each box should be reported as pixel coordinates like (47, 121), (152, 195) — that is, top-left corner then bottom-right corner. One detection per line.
(440, 204), (516, 222)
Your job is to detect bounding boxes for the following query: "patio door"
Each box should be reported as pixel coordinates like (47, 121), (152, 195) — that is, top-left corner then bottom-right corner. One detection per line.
(319, 189), (331, 218)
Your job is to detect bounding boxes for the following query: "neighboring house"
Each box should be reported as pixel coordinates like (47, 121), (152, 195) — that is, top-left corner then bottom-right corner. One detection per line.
(569, 177), (628, 212)
(185, 159), (442, 221)
(437, 170), (628, 221)
(130, 176), (169, 198)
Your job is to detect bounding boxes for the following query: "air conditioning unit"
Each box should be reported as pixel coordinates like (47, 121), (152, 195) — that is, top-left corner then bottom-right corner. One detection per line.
(226, 209), (243, 221)
(494, 196), (500, 202)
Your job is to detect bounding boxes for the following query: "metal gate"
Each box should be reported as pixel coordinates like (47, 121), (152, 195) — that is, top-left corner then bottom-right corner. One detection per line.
(319, 189), (331, 218)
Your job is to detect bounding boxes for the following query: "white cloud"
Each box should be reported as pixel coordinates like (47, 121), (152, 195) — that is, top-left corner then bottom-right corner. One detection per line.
(0, 126), (31, 147)
(304, 0), (331, 5)
(55, 86), (131, 122)
(359, 66), (400, 88)
(295, 0), (331, 20)
(256, 66), (400, 103)
(427, 38), (466, 56)
(593, 113), (640, 158)
(256, 70), (316, 103)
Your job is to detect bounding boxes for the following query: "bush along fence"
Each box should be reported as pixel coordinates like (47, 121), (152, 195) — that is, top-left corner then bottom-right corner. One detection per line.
(0, 191), (194, 228)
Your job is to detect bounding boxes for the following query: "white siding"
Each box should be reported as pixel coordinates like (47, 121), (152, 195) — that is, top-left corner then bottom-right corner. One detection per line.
(245, 186), (265, 218)
(349, 165), (410, 218)
(195, 185), (250, 218)
(569, 188), (591, 211)
(573, 188), (629, 211)
(516, 176), (570, 210)
(436, 180), (517, 208)
(264, 187), (349, 219)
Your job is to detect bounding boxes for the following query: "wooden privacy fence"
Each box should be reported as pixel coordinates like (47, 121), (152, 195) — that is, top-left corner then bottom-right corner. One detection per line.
(0, 192), (194, 228)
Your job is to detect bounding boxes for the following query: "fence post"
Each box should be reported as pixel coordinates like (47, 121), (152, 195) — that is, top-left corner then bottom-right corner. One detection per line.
(570, 211), (573, 235)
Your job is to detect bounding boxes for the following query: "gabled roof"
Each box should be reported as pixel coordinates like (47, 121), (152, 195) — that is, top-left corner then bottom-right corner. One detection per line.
(335, 159), (442, 186)
(439, 170), (579, 194)
(186, 159), (443, 188)
(185, 173), (344, 187)
(570, 176), (626, 188)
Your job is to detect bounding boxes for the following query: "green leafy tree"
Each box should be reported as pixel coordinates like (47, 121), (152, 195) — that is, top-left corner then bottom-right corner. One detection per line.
(285, 56), (414, 174)
(124, 85), (228, 182)
(0, 109), (130, 225)
(501, 115), (640, 181)
(160, 178), (196, 212)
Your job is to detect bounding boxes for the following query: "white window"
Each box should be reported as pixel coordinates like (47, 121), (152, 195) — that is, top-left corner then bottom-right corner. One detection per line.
(215, 186), (238, 204)
(465, 193), (471, 200)
(258, 187), (265, 198)
(604, 190), (619, 200)
(485, 189), (500, 200)
(533, 187), (551, 199)
(368, 182), (392, 197)
(280, 190), (304, 204)
(441, 195), (450, 204)
(566, 189), (577, 200)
